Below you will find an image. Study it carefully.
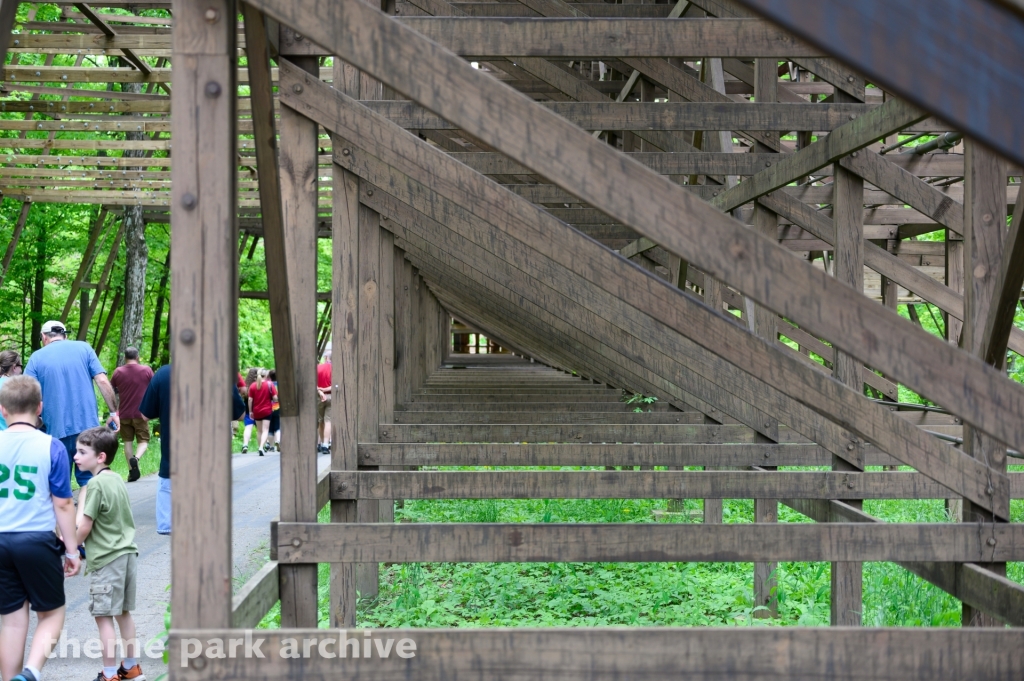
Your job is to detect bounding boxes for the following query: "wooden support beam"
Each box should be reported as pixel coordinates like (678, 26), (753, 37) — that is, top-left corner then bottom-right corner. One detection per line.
(711, 98), (926, 213)
(74, 2), (153, 74)
(60, 207), (107, 323)
(254, 0), (1024, 463)
(0, 201), (30, 291)
(960, 140), (1010, 624)
(274, 50), (319, 628)
(241, 4), (297, 414)
(980, 183), (1024, 365)
(783, 497), (1024, 627)
(169, 0), (236, 631)
(79, 218), (126, 342)
(275, 521), (1024, 564)
(730, 0), (1024, 169)
(357, 197), (382, 600)
(0, 0), (18, 79)
(328, 56), (361, 626)
(168, 628), (1024, 680)
(282, 71), (1006, 514)
(328, 470), (1024, 501)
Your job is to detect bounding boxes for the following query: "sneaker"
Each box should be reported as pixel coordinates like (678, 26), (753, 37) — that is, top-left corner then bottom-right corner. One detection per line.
(117, 662), (146, 680)
(127, 456), (141, 482)
(258, 447), (265, 456)
(13, 669), (39, 681)
(241, 445), (248, 454)
(92, 671), (118, 681)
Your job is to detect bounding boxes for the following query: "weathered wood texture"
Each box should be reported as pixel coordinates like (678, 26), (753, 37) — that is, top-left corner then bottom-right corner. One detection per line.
(275, 522), (1024, 564)
(169, 0), (236, 630)
(169, 628), (1024, 681)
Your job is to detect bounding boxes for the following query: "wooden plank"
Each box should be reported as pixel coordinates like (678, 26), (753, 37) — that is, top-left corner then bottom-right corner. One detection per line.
(0, 0), (18, 76)
(394, 17), (825, 57)
(275, 54), (320, 628)
(357, 442), (900, 468)
(356, 197), (382, 600)
(981, 183), (1024, 364)
(241, 5), (297, 414)
(329, 470), (1024, 501)
(168, 628), (1024, 681)
(281, 65), (1009, 510)
(711, 99), (927, 213)
(275, 522), (1024, 564)
(168, 0), (236, 631)
(328, 61), (361, 626)
(783, 497), (1024, 627)
(379, 423), (795, 443)
(230, 560), (278, 629)
(830, 150), (865, 627)
(394, 411), (705, 424)
(730, 0), (1024, 169)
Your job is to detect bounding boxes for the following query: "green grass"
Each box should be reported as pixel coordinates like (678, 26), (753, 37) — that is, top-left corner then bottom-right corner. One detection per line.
(252, 466), (1023, 630)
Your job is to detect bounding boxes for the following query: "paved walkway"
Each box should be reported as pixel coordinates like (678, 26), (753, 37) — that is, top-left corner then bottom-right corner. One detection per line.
(23, 450), (329, 680)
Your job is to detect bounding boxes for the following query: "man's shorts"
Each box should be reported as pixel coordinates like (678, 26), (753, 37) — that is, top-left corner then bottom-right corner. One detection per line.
(119, 417), (150, 444)
(0, 531), (66, 615)
(88, 552), (137, 617)
(317, 397), (332, 423)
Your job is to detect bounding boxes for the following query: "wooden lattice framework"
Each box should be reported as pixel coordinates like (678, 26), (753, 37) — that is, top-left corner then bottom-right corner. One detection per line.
(3, 0), (1024, 677)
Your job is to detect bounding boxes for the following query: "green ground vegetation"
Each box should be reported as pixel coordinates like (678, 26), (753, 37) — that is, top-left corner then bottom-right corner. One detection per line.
(251, 466), (1023, 630)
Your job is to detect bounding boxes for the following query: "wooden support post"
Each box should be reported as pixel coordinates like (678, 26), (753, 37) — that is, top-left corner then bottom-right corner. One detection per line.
(378, 227), (397, 524)
(169, 0), (236, 634)
(357, 195), (382, 600)
(94, 287), (123, 355)
(752, 56), (779, 620)
(0, 201), (31, 291)
(961, 139), (1009, 627)
(329, 135), (360, 626)
(395, 254), (413, 406)
(830, 153), (865, 627)
(276, 53), (320, 628)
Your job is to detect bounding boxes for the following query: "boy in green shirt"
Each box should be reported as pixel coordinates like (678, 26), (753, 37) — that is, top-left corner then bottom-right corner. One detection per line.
(74, 427), (144, 681)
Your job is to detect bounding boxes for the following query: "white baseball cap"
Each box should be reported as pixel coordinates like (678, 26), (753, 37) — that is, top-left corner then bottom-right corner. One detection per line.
(41, 320), (67, 335)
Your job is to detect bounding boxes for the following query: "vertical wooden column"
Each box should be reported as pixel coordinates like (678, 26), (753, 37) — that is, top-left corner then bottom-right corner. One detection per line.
(275, 54), (320, 628)
(751, 57), (779, 619)
(830, 155), (865, 626)
(960, 139), (1009, 627)
(412, 269), (427, 391)
(945, 186), (966, 519)
(395, 254), (413, 407)
(357, 195), (382, 600)
(329, 61), (361, 628)
(378, 227), (396, 524)
(169, 0), (236, 638)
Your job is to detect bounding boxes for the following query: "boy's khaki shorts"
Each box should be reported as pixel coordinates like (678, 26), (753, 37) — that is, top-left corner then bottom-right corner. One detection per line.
(88, 553), (137, 617)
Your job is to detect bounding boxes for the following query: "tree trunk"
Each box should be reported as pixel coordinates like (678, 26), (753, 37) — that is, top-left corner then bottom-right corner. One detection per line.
(150, 256), (170, 364)
(116, 73), (149, 366)
(30, 225), (45, 351)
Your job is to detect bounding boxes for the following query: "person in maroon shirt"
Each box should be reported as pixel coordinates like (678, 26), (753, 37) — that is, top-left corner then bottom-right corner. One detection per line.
(316, 349), (332, 454)
(109, 347), (154, 482)
(247, 369), (278, 456)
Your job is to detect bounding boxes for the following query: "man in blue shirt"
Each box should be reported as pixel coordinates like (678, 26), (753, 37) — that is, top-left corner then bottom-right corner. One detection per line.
(24, 321), (119, 488)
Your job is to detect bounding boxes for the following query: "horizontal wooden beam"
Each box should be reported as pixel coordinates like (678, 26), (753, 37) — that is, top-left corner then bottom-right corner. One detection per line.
(230, 560), (278, 629)
(377, 423), (799, 443)
(329, 470), (1024, 501)
(274, 521), (1024, 563)
(392, 410), (701, 424)
(357, 442), (900, 467)
(167, 628), (1024, 681)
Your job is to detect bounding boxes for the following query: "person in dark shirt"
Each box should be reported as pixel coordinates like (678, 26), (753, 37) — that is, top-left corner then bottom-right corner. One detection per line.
(110, 347), (154, 482)
(139, 365), (245, 534)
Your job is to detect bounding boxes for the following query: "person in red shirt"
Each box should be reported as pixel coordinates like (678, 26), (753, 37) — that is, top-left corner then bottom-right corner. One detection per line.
(247, 369), (277, 456)
(109, 347), (154, 482)
(316, 350), (332, 455)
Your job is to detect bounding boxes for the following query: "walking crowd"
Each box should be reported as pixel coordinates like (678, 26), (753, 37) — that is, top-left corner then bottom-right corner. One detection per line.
(0, 321), (325, 681)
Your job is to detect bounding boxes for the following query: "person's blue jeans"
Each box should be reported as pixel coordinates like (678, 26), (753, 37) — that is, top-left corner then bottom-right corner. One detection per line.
(60, 433), (92, 488)
(156, 476), (172, 534)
